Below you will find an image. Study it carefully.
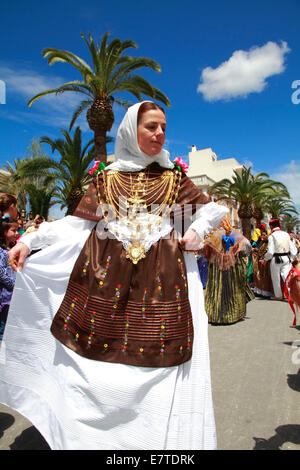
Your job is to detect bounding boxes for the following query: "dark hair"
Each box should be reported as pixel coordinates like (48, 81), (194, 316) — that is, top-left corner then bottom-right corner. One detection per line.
(0, 193), (17, 218)
(269, 219), (281, 229)
(137, 102), (165, 124)
(0, 216), (18, 249)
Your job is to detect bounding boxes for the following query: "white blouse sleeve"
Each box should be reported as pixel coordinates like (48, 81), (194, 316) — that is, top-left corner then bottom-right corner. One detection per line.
(188, 202), (229, 240)
(289, 239), (298, 258)
(19, 216), (97, 253)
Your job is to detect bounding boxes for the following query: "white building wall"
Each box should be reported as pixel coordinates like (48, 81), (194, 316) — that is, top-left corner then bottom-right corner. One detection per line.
(187, 146), (244, 183)
(187, 146), (244, 229)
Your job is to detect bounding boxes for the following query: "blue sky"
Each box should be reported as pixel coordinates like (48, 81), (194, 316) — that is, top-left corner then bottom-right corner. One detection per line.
(0, 0), (300, 217)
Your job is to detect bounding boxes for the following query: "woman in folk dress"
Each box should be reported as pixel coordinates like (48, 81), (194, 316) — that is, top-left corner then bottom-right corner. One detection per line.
(0, 102), (228, 450)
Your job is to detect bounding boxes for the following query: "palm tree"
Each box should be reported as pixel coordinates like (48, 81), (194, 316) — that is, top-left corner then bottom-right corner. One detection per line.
(210, 167), (286, 239)
(25, 178), (58, 220)
(20, 127), (96, 215)
(263, 197), (298, 219)
(0, 139), (49, 213)
(252, 186), (292, 225)
(281, 214), (300, 232)
(27, 32), (170, 164)
(0, 159), (27, 211)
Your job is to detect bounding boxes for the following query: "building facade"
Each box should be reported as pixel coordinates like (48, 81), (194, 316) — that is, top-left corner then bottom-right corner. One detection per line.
(187, 146), (245, 229)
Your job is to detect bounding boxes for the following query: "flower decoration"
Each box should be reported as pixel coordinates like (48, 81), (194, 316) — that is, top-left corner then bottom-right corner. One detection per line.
(89, 160), (106, 176)
(173, 157), (188, 173)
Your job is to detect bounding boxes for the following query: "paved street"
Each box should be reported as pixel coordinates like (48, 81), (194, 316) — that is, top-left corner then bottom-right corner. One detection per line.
(0, 297), (299, 450)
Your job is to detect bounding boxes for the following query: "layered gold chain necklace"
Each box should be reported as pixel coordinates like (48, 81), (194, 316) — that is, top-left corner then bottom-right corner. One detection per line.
(96, 168), (182, 263)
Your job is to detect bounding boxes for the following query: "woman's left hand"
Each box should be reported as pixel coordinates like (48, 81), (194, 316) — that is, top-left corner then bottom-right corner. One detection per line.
(180, 228), (203, 251)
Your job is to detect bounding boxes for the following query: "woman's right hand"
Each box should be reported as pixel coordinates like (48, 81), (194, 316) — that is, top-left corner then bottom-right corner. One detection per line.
(8, 242), (30, 272)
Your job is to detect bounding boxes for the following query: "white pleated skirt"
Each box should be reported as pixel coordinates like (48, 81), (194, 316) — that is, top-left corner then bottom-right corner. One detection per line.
(0, 219), (216, 450)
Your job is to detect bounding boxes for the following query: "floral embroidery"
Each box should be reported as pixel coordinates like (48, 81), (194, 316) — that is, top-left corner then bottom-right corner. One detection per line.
(160, 317), (166, 357)
(62, 297), (78, 331)
(187, 312), (191, 352)
(102, 343), (109, 353)
(98, 255), (111, 289)
(81, 255), (90, 277)
(175, 285), (182, 324)
(122, 313), (129, 354)
(74, 333), (80, 343)
(87, 311), (96, 349)
(82, 294), (89, 313)
(155, 267), (163, 296)
(141, 288), (147, 324)
(179, 345), (183, 356)
(138, 347), (144, 358)
(178, 258), (187, 291)
(110, 284), (121, 321)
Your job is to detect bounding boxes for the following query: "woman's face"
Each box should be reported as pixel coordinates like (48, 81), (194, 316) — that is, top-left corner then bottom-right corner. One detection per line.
(137, 109), (166, 156)
(261, 232), (268, 242)
(5, 223), (19, 245)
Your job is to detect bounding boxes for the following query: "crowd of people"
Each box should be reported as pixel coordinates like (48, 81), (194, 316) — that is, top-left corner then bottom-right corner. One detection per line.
(0, 101), (299, 451)
(197, 217), (299, 325)
(0, 195), (45, 339)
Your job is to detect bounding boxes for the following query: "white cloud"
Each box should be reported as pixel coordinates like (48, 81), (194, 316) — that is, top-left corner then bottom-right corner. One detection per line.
(0, 64), (91, 131)
(271, 160), (300, 213)
(0, 65), (61, 98)
(197, 41), (290, 101)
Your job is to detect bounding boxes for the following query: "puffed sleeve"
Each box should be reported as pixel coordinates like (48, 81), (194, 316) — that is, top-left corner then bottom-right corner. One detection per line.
(19, 216), (97, 253)
(189, 202), (229, 240)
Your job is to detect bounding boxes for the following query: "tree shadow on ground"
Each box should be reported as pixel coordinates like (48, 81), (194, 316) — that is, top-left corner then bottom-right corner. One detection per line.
(9, 426), (50, 450)
(253, 424), (300, 450)
(0, 412), (15, 439)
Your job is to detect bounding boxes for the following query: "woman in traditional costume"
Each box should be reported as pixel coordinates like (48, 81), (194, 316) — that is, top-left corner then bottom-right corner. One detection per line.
(0, 102), (228, 450)
(202, 218), (254, 325)
(252, 229), (274, 299)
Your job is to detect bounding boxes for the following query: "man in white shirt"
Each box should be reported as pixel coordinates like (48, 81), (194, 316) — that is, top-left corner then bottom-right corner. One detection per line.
(263, 219), (298, 300)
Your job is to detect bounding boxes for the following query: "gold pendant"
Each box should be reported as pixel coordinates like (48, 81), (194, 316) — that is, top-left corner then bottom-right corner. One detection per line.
(126, 242), (146, 264)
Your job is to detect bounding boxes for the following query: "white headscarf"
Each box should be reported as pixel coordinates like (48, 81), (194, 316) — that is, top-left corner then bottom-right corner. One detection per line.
(105, 101), (174, 172)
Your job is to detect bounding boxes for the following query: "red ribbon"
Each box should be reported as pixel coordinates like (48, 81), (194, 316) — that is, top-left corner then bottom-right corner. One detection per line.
(284, 267), (300, 327)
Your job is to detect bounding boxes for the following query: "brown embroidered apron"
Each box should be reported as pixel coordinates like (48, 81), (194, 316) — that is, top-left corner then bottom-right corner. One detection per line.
(51, 163), (210, 367)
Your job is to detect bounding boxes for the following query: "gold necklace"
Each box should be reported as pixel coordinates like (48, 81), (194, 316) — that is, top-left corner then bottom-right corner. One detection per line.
(97, 169), (182, 263)
(103, 169), (180, 218)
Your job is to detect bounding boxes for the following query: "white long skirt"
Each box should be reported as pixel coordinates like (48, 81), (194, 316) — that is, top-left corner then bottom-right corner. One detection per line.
(0, 219), (216, 450)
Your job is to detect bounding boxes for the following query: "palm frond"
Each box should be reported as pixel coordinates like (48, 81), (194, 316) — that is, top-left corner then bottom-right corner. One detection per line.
(27, 88), (62, 107)
(42, 48), (93, 77)
(69, 99), (93, 130)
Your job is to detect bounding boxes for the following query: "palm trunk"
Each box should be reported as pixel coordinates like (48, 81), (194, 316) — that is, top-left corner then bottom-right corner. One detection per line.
(86, 98), (114, 166)
(253, 206), (264, 226)
(66, 189), (84, 216)
(94, 128), (108, 165)
(240, 217), (252, 240)
(238, 203), (253, 240)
